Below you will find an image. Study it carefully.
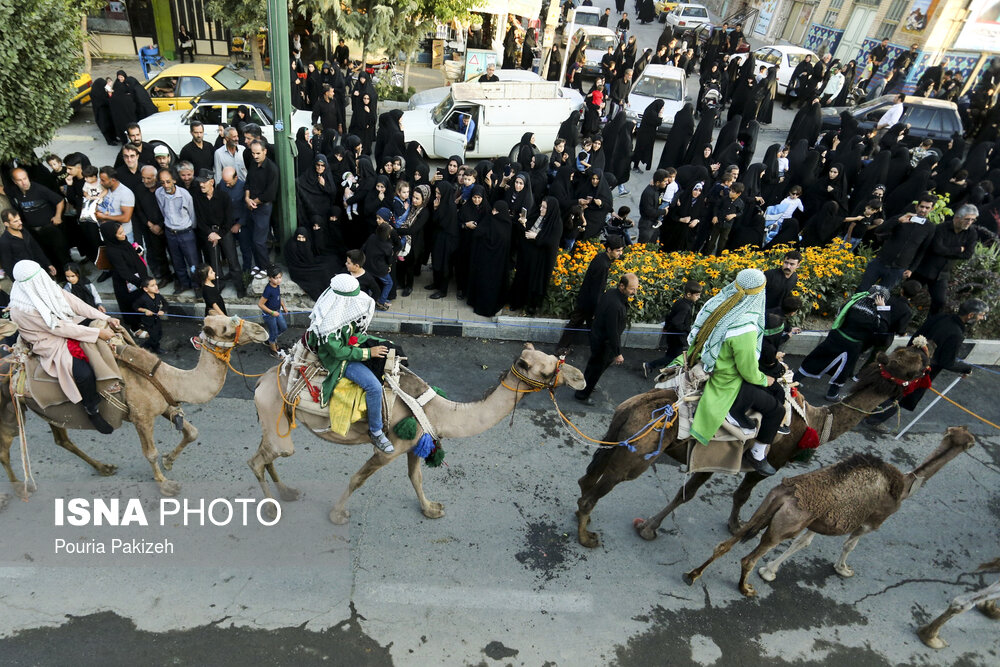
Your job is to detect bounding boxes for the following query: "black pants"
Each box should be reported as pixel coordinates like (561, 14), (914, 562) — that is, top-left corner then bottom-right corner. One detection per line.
(71, 356), (101, 414)
(578, 341), (616, 399)
(28, 223), (71, 270)
(557, 308), (594, 350)
(358, 339), (405, 378)
(912, 272), (948, 315)
(728, 381), (785, 444)
(144, 228), (172, 281)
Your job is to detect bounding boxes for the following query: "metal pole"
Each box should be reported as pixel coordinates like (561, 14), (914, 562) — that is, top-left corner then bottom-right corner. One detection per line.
(266, 0), (297, 243)
(895, 376), (962, 440)
(557, 16), (576, 87)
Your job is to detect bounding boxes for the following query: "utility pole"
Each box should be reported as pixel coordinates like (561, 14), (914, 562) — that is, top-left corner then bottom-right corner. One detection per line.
(267, 0), (296, 242)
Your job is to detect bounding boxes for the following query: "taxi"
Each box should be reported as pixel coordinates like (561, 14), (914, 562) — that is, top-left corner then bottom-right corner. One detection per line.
(143, 64), (269, 112)
(70, 73), (92, 110)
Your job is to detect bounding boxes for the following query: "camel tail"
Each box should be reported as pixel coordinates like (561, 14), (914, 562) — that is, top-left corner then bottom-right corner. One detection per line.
(739, 489), (785, 543)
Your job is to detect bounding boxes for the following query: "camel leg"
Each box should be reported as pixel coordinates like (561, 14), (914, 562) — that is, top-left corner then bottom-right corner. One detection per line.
(576, 447), (640, 548)
(265, 462), (301, 502)
(330, 453), (394, 525)
(132, 415), (180, 496)
(918, 580), (1000, 649)
(684, 532), (744, 586)
(407, 451), (443, 519)
(49, 425), (118, 476)
(0, 420), (28, 500)
(250, 385), (297, 511)
(979, 599), (1000, 619)
(758, 530), (815, 582)
(162, 416), (198, 471)
(738, 527), (787, 597)
(728, 472), (767, 534)
(634, 472), (713, 541)
(834, 526), (872, 578)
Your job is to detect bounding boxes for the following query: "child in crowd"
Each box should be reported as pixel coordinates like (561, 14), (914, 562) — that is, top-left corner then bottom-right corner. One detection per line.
(362, 219), (397, 311)
(133, 276), (167, 353)
(910, 138), (935, 167)
(258, 266), (288, 357)
(79, 165), (107, 225)
(604, 206), (635, 244)
(549, 138), (568, 177)
(63, 262), (104, 312)
(197, 263), (226, 316)
(763, 185), (805, 245)
(776, 144), (790, 181)
(643, 280), (703, 377)
(45, 154), (68, 189)
(844, 199), (884, 250)
(346, 248), (380, 299)
(576, 136), (593, 172)
(391, 180), (411, 227)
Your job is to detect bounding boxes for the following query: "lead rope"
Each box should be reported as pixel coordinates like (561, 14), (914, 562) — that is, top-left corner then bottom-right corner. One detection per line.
(9, 360), (36, 498)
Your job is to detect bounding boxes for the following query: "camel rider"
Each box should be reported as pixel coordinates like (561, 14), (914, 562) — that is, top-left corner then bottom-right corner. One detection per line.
(306, 274), (396, 454)
(684, 268), (787, 477)
(7, 259), (119, 434)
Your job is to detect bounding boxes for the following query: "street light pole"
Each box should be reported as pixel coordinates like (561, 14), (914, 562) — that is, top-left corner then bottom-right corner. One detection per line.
(266, 0), (297, 243)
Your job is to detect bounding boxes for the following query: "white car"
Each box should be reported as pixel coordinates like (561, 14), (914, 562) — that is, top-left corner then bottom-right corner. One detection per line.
(409, 70), (580, 110)
(137, 90), (312, 154)
(626, 65), (688, 135)
(568, 26), (619, 78)
(664, 3), (711, 33)
(731, 45), (820, 96)
(559, 5), (603, 47)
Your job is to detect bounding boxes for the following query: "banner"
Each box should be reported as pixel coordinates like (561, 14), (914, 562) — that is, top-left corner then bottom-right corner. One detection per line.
(954, 0), (1000, 52)
(755, 0), (779, 37)
(900, 0), (940, 35)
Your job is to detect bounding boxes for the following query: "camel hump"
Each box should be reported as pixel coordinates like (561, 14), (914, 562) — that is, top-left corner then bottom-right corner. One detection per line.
(115, 344), (162, 377)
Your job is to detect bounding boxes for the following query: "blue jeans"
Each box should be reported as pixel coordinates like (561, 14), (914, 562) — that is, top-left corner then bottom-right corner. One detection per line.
(344, 361), (383, 433)
(165, 228), (199, 289)
(262, 312), (287, 343)
(858, 256), (904, 291)
(249, 203), (272, 269)
(373, 272), (392, 305)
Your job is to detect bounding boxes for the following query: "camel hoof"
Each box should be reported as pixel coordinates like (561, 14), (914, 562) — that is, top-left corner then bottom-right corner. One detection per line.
(162, 455), (175, 472)
(633, 518), (658, 541)
(12, 482), (30, 502)
(728, 519), (744, 535)
(97, 463), (118, 477)
(421, 502), (445, 519)
(277, 485), (301, 502)
(978, 601), (1000, 620)
(329, 507), (350, 525)
(260, 502), (279, 522)
(834, 564), (855, 578)
(579, 530), (600, 549)
(158, 479), (181, 497)
(917, 627), (947, 649)
(683, 571), (698, 586)
(740, 583), (757, 597)
(758, 566), (777, 582)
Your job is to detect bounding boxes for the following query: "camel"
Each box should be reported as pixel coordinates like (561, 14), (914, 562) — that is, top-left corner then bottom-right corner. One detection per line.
(683, 426), (976, 597)
(0, 316), (268, 498)
(917, 557), (1000, 649)
(575, 344), (932, 548)
(250, 343), (585, 522)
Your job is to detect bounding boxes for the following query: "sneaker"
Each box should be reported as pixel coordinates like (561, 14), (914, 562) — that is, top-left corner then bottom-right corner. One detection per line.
(825, 385), (842, 402)
(726, 414), (756, 436)
(642, 362), (651, 379)
(86, 409), (114, 435)
(742, 450), (776, 476)
(618, 187), (630, 196)
(777, 423), (791, 435)
(369, 430), (395, 454)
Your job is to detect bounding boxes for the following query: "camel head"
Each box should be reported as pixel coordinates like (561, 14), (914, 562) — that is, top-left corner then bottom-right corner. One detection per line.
(938, 425), (976, 453)
(905, 426), (975, 498)
(202, 316), (270, 348)
(853, 343), (931, 399)
(514, 343), (586, 390)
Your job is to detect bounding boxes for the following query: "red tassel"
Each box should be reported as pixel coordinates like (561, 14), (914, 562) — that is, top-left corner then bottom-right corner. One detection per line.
(797, 427), (820, 450)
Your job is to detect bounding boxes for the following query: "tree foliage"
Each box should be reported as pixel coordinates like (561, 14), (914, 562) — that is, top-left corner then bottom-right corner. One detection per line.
(0, 0), (83, 163)
(206, 0), (268, 79)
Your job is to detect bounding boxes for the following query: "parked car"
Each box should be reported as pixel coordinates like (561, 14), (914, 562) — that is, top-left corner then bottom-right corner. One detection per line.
(625, 64), (688, 135)
(664, 3), (711, 33)
(559, 5), (603, 47)
(143, 64), (270, 113)
(820, 96), (963, 154)
(655, 1), (680, 16)
(731, 45), (819, 96)
(402, 80), (583, 160)
(70, 73), (92, 111)
(409, 70), (585, 110)
(137, 90), (312, 154)
(568, 26), (619, 78)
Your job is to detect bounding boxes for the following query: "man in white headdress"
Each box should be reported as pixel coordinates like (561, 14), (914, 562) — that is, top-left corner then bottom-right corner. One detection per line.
(684, 268), (786, 476)
(307, 273), (395, 454)
(8, 260), (120, 434)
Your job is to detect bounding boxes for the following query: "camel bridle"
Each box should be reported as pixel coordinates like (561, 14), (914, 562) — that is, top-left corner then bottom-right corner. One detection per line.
(502, 356), (565, 394)
(195, 318), (264, 379)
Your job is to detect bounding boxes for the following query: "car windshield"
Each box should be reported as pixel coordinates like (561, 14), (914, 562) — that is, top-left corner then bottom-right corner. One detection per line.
(786, 52), (813, 68)
(633, 75), (683, 100)
(431, 93), (453, 125)
(575, 12), (600, 26)
(213, 67), (249, 90)
(683, 6), (708, 17)
(851, 97), (890, 115)
(586, 35), (617, 52)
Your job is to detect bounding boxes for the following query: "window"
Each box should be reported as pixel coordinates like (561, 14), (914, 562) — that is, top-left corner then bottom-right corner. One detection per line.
(213, 67), (250, 90)
(875, 23), (896, 40)
(823, 10), (839, 26)
(190, 105), (223, 125)
(683, 6), (708, 18)
(149, 76), (178, 98)
(877, 0), (909, 41)
(904, 106), (936, 131)
(633, 74), (684, 100)
(177, 76), (211, 97)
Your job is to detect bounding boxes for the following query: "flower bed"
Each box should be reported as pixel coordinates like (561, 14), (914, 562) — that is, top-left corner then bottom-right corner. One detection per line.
(543, 241), (871, 324)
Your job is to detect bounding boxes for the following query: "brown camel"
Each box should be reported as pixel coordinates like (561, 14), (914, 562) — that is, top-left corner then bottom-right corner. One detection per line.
(917, 557), (1000, 649)
(575, 344), (932, 548)
(683, 426), (975, 597)
(0, 316), (268, 498)
(250, 343), (585, 522)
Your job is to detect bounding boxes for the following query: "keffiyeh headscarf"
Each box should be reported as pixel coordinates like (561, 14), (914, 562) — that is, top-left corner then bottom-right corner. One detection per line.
(9, 260), (76, 329)
(308, 274), (375, 342)
(687, 268), (767, 372)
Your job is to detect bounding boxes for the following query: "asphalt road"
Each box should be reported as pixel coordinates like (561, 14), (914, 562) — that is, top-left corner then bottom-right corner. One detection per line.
(1, 324), (998, 666)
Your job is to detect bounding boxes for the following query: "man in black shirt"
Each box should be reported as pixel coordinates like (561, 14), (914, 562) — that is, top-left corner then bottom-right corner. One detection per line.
(0, 209), (55, 277)
(644, 280), (702, 376)
(244, 140), (279, 272)
(763, 250), (801, 310)
(915, 59), (947, 97)
(637, 169), (668, 243)
(575, 273), (638, 404)
(134, 165), (173, 284)
(478, 63), (499, 82)
(114, 123), (157, 168)
(911, 204), (979, 314)
(312, 84), (344, 135)
(7, 167), (70, 269)
(870, 38), (889, 75)
(333, 38), (350, 69)
(179, 121), (217, 174)
(193, 169), (243, 297)
(858, 193), (937, 291)
(557, 235), (625, 350)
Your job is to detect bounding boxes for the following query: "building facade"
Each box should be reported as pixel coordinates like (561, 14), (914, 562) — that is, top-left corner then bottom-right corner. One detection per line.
(88, 0), (230, 60)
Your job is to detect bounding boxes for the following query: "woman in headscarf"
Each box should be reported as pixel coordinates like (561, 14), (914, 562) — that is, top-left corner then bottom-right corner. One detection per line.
(657, 103), (694, 170)
(345, 155), (377, 233)
(395, 183), (431, 296)
(714, 115), (741, 158)
(466, 200), (512, 317)
(89, 78), (119, 145)
(882, 168), (931, 217)
(806, 162), (848, 215)
(442, 155), (463, 184)
(727, 58), (756, 122)
(548, 163), (577, 220)
(374, 110), (405, 163)
(832, 60), (857, 107)
(755, 66), (778, 125)
(785, 98), (822, 148)
(884, 144), (913, 192)
(305, 62), (322, 107)
(529, 153), (550, 207)
(575, 168), (614, 239)
(508, 196), (562, 314)
(850, 150), (890, 210)
(125, 75), (157, 120)
(665, 180), (708, 252)
(684, 110), (718, 165)
(351, 70), (378, 112)
(632, 48), (653, 82)
(454, 184), (489, 300)
(697, 60), (725, 114)
(558, 110), (581, 150)
(601, 110), (625, 169)
(428, 181), (460, 299)
(520, 26), (537, 70)
(799, 200), (844, 247)
(232, 105), (251, 142)
(294, 128), (314, 176)
(297, 153), (341, 253)
(713, 141), (742, 173)
(737, 120), (760, 176)
(632, 99), (663, 172)
(637, 0), (656, 24)
(676, 164), (709, 191)
(582, 82), (604, 137)
(285, 227), (338, 301)
(99, 221), (147, 329)
(608, 120), (635, 196)
(623, 35), (638, 71)
(108, 70), (137, 143)
(349, 91), (377, 155)
(963, 141), (993, 185)
(512, 132), (537, 169)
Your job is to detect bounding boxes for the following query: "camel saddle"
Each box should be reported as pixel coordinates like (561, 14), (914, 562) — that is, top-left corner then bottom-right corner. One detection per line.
(654, 363), (793, 475)
(280, 340), (435, 436)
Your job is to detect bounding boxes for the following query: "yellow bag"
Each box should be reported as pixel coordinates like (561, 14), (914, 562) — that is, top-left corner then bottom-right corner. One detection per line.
(328, 377), (367, 436)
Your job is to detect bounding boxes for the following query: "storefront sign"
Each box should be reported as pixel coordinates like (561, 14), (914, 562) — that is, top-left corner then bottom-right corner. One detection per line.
(755, 0), (779, 36)
(900, 0), (940, 34)
(955, 0), (1000, 52)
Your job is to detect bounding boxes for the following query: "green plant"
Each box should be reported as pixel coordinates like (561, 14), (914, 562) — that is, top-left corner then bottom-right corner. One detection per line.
(947, 242), (1000, 337)
(375, 78), (416, 102)
(927, 192), (953, 225)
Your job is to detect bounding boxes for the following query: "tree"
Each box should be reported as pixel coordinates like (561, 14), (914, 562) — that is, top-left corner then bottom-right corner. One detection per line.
(73, 0), (109, 74)
(0, 0), (83, 163)
(206, 0), (268, 80)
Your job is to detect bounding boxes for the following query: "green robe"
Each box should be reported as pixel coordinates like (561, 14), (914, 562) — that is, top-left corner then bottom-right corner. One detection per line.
(308, 326), (386, 405)
(690, 330), (767, 445)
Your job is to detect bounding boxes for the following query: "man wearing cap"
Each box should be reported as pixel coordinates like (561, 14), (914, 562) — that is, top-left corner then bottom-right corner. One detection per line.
(307, 274), (397, 454)
(685, 268), (786, 476)
(179, 121), (216, 174)
(192, 169), (244, 297)
(8, 259), (121, 434)
(152, 144), (175, 173)
(155, 168), (199, 294)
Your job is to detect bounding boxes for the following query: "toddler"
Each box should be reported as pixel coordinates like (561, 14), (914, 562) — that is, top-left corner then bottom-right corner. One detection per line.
(258, 266), (288, 357)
